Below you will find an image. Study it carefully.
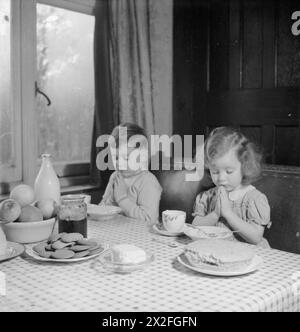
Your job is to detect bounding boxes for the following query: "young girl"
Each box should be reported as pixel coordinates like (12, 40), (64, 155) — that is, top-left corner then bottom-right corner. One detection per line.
(192, 127), (271, 247)
(100, 123), (162, 224)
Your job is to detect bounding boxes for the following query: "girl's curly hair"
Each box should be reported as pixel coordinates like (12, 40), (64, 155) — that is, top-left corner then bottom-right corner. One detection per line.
(205, 127), (263, 185)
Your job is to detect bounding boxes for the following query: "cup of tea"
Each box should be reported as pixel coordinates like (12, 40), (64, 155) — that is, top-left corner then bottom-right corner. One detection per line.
(162, 210), (186, 233)
(82, 194), (91, 205)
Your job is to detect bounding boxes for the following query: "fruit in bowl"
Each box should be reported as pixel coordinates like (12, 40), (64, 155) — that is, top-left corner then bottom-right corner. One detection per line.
(19, 206), (44, 223)
(10, 184), (35, 207)
(36, 199), (58, 220)
(0, 199), (21, 223)
(0, 183), (60, 244)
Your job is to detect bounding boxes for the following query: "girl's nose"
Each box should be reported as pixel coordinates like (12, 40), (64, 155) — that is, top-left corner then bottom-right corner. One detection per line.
(218, 173), (227, 183)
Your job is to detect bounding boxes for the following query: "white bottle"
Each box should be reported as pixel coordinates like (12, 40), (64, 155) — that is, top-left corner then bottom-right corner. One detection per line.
(34, 154), (61, 204)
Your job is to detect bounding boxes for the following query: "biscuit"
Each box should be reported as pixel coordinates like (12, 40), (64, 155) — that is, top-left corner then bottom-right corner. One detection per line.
(89, 245), (104, 255)
(74, 251), (90, 258)
(61, 233), (84, 243)
(45, 244), (53, 251)
(48, 233), (65, 244)
(51, 241), (74, 250)
(70, 245), (91, 252)
(33, 243), (51, 258)
(51, 250), (75, 260)
(77, 239), (98, 247)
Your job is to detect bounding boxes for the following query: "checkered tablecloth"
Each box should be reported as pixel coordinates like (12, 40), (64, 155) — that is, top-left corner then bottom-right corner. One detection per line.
(0, 216), (299, 312)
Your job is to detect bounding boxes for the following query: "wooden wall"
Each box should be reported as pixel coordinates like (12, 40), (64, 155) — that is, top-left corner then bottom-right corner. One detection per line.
(174, 0), (300, 166)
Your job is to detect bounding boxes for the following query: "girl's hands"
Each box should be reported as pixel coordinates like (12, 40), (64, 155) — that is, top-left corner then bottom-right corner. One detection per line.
(214, 191), (221, 220)
(218, 186), (233, 219)
(113, 173), (128, 203)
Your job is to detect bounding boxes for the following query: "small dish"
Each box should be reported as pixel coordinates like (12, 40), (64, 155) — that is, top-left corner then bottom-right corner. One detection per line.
(0, 242), (25, 263)
(177, 253), (263, 277)
(152, 223), (184, 237)
(98, 250), (155, 274)
(183, 225), (233, 241)
(26, 242), (109, 263)
(87, 204), (122, 221)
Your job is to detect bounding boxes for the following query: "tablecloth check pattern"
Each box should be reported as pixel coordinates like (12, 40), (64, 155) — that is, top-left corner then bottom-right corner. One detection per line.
(0, 216), (299, 312)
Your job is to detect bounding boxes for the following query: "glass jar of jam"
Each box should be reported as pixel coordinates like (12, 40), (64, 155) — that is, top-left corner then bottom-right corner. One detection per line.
(58, 195), (87, 237)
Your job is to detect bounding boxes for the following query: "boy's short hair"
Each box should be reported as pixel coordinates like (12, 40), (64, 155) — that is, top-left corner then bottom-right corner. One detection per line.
(205, 127), (263, 185)
(111, 123), (148, 148)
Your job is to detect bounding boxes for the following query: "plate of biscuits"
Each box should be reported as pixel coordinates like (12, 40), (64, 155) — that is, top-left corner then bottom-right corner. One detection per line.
(25, 232), (108, 263)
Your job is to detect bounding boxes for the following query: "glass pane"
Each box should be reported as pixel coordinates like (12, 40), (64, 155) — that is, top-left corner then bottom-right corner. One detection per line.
(0, 0), (12, 166)
(36, 4), (95, 163)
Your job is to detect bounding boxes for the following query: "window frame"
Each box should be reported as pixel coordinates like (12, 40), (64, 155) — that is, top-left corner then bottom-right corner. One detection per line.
(0, 0), (97, 195)
(0, 0), (22, 185)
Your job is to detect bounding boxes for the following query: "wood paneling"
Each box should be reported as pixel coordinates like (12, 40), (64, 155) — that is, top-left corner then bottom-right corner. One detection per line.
(210, 0), (230, 90)
(275, 126), (300, 166)
(229, 0), (242, 89)
(173, 0), (300, 166)
(173, 0), (209, 136)
(243, 0), (263, 88)
(173, 0), (195, 136)
(206, 88), (300, 125)
(263, 0), (276, 88)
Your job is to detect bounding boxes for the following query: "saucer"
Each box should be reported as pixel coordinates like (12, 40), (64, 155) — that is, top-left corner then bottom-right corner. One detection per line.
(152, 223), (184, 237)
(183, 225), (233, 241)
(0, 242), (25, 263)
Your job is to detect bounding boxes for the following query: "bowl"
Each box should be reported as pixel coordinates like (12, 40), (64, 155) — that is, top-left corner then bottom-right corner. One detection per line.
(87, 204), (122, 221)
(2, 218), (56, 244)
(98, 250), (155, 274)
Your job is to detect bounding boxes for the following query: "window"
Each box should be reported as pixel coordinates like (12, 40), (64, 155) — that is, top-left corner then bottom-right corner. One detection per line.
(0, 0), (21, 186)
(0, 0), (96, 195)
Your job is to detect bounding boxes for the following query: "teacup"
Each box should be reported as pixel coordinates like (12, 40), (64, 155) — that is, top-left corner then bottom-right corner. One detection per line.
(162, 210), (186, 233)
(82, 194), (91, 205)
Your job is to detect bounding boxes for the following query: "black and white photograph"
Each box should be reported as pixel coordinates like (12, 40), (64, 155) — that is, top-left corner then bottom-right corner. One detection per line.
(0, 0), (300, 315)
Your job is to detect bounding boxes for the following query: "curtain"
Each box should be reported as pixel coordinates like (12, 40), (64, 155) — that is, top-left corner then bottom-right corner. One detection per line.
(91, 0), (173, 186)
(90, 0), (115, 186)
(108, 0), (173, 135)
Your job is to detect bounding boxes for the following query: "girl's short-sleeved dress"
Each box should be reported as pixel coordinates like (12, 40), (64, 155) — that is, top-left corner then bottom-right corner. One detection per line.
(193, 185), (271, 248)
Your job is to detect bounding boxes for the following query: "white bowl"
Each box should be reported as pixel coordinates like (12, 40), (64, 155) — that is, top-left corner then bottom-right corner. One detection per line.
(87, 204), (122, 221)
(2, 218), (56, 244)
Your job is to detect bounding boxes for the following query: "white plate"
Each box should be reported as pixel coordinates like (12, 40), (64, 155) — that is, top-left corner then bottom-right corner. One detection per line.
(177, 253), (263, 277)
(87, 204), (122, 221)
(183, 225), (233, 241)
(25, 242), (109, 263)
(98, 250), (155, 274)
(0, 242), (25, 263)
(152, 224), (184, 237)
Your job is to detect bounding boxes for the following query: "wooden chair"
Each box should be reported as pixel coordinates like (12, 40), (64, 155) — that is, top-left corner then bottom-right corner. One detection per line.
(154, 166), (300, 254)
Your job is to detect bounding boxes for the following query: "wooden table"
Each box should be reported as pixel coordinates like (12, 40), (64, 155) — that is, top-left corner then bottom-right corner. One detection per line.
(0, 216), (299, 312)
